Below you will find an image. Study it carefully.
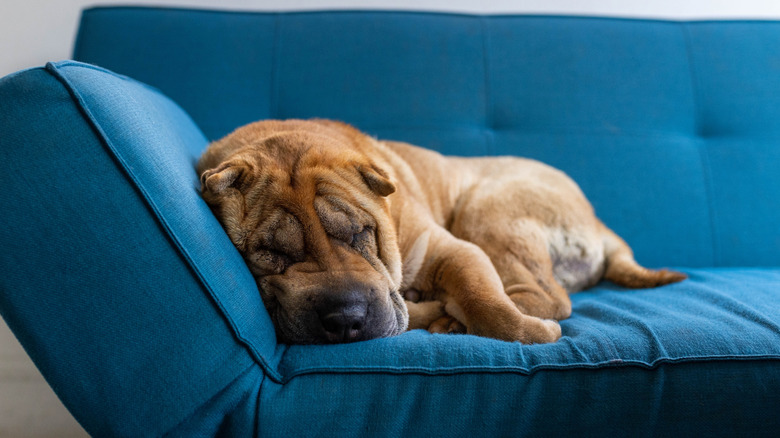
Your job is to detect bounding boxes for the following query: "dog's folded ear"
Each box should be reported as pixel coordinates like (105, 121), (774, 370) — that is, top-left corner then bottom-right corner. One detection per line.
(357, 164), (396, 197)
(200, 162), (247, 194)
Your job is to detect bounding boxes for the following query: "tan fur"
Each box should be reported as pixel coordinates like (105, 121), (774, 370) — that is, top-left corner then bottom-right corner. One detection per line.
(198, 119), (686, 344)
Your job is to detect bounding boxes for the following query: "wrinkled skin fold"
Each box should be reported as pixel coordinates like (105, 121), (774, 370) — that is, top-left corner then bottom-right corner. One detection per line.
(198, 119), (685, 344)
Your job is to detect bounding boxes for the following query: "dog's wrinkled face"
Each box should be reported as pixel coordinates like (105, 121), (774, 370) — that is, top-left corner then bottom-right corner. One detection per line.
(200, 122), (408, 344)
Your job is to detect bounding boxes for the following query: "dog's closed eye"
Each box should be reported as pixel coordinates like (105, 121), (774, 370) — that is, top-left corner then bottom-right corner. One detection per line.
(351, 226), (377, 254)
(315, 196), (363, 244)
(326, 215), (361, 245)
(249, 248), (292, 275)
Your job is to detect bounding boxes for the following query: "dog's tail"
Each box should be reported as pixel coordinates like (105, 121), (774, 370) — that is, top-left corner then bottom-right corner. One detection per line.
(600, 222), (687, 288)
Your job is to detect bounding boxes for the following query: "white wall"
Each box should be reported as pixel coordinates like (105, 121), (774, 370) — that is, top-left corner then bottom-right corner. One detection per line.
(3, 0), (780, 77)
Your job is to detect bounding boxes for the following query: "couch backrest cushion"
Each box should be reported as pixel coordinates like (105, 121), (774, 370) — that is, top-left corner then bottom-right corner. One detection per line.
(0, 61), (281, 435)
(74, 8), (780, 268)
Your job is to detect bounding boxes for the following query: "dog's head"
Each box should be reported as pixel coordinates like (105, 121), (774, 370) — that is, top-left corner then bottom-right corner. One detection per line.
(198, 120), (408, 344)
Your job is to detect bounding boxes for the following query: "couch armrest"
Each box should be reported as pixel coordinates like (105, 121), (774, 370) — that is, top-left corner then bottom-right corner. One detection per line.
(0, 61), (280, 436)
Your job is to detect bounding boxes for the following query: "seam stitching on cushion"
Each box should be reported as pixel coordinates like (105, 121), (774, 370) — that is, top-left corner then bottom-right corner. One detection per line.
(51, 60), (169, 97)
(361, 123), (723, 140)
(279, 354), (780, 384)
(254, 369), (265, 438)
(480, 16), (496, 155)
(269, 14), (281, 118)
(681, 24), (719, 266)
(161, 357), (260, 437)
(44, 62), (284, 384)
(697, 145), (719, 266)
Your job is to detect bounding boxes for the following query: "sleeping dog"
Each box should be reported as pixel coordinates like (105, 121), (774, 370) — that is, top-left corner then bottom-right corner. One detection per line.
(197, 119), (685, 344)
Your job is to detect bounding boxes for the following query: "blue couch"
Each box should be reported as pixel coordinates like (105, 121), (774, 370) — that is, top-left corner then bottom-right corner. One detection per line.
(1, 6), (779, 437)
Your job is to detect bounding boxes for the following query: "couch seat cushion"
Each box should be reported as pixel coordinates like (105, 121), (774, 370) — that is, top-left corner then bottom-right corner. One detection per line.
(264, 268), (780, 436)
(280, 268), (780, 375)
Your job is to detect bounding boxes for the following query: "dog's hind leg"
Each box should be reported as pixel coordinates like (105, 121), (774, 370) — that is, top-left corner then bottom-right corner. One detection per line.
(410, 226), (561, 343)
(450, 216), (573, 321)
(600, 223), (687, 288)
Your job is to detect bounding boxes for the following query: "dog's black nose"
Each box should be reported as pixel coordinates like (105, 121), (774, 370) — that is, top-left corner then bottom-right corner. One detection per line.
(316, 292), (368, 343)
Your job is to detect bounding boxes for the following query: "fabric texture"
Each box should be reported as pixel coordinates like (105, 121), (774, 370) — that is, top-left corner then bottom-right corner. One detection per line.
(262, 268), (780, 436)
(0, 7), (778, 437)
(0, 62), (271, 436)
(74, 9), (780, 269)
(279, 268), (780, 378)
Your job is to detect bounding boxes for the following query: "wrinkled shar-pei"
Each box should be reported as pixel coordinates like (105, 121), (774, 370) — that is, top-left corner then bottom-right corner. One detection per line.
(197, 119), (685, 344)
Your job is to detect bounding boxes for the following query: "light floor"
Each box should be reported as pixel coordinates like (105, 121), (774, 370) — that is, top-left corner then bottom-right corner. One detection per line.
(0, 320), (88, 437)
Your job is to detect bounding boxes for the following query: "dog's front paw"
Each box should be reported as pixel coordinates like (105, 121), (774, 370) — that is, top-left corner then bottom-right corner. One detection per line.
(428, 315), (466, 334)
(538, 319), (562, 343)
(470, 314), (562, 344)
(406, 300), (446, 330)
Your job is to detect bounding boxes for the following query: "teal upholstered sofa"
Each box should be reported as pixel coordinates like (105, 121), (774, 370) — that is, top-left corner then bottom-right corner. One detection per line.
(1, 7), (779, 436)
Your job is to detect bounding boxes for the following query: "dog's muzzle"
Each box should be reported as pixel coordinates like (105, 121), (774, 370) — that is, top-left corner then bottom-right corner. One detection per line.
(315, 290), (371, 343)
